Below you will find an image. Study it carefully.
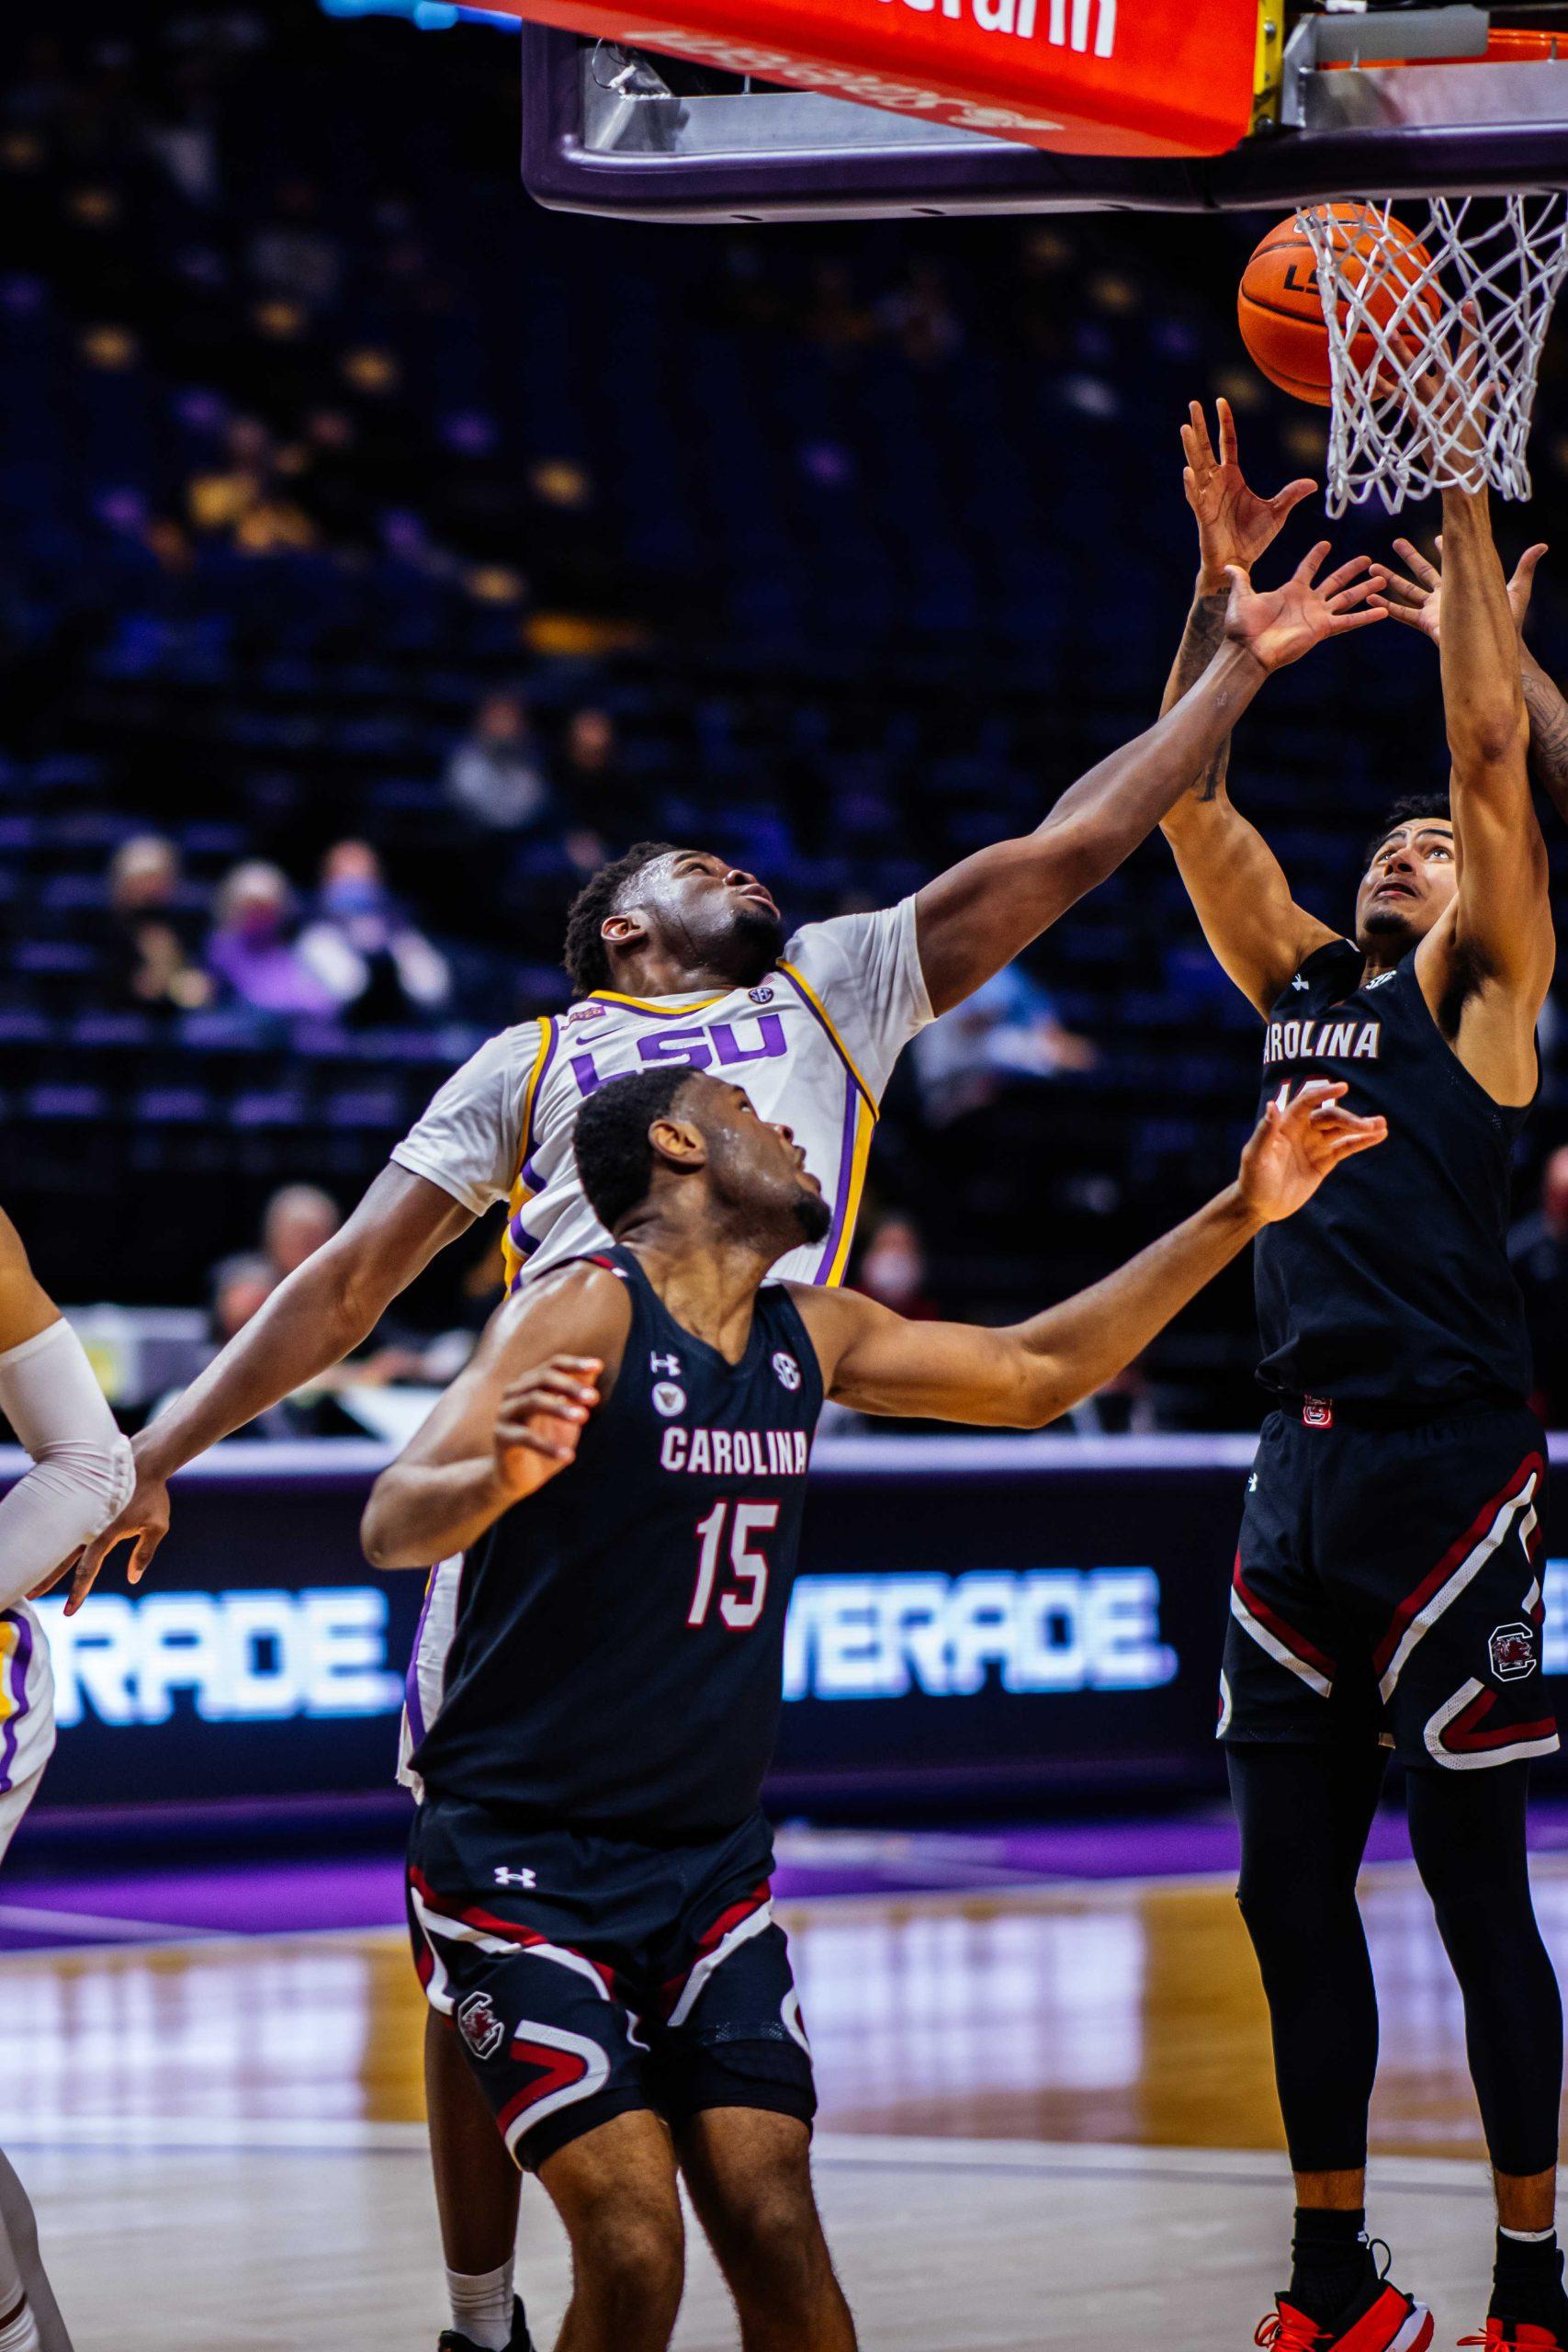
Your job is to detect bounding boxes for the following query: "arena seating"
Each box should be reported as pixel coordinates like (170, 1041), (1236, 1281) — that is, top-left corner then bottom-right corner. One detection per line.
(5, 6), (1568, 1423)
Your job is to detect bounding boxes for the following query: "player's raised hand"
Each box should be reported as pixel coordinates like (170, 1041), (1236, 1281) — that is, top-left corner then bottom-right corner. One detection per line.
(493, 1353), (603, 1498)
(1378, 531), (1548, 647)
(1224, 542), (1387, 672)
(1182, 396), (1317, 586)
(1236, 1080), (1387, 1224)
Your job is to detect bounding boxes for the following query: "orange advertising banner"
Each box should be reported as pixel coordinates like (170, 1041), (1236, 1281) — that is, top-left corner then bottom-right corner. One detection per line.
(508, 0), (1263, 157)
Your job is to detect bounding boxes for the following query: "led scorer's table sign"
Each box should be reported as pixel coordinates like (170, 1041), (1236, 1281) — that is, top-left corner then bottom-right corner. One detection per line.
(32, 1564), (1175, 1729)
(17, 1437), (1568, 1813)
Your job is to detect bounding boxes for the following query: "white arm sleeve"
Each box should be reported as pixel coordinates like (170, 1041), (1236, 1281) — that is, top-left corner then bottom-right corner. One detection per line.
(0, 1319), (135, 1610)
(784, 898), (933, 1101)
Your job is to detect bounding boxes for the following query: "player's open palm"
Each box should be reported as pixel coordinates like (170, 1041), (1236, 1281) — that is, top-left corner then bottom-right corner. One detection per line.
(1238, 1080), (1388, 1224)
(493, 1353), (603, 1498)
(1225, 541), (1385, 671)
(1379, 531), (1548, 646)
(1183, 397), (1316, 581)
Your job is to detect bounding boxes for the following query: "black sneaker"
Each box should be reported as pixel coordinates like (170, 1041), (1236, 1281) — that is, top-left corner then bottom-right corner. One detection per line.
(438, 2297), (536, 2352)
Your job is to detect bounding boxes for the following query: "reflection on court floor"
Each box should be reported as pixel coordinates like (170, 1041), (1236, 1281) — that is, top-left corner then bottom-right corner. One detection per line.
(2, 1853), (1565, 2346)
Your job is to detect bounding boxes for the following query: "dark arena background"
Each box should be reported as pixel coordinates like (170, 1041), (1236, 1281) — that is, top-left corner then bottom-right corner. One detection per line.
(9, 6), (1568, 2349)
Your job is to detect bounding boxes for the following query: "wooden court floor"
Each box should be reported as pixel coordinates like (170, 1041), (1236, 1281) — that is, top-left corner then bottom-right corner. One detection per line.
(3, 1858), (1563, 2348)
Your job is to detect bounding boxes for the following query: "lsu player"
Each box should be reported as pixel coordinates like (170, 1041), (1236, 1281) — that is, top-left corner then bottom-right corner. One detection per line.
(68, 536), (1382, 2352)
(0, 1208), (135, 2352)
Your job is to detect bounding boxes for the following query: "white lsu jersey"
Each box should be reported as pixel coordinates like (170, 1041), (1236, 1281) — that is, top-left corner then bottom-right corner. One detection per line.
(390, 899), (932, 1791)
(391, 899), (932, 1297)
(0, 1600), (55, 1863)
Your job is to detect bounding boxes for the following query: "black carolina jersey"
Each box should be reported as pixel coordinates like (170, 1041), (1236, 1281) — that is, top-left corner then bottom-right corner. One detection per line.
(409, 1248), (824, 1838)
(1253, 938), (1533, 1412)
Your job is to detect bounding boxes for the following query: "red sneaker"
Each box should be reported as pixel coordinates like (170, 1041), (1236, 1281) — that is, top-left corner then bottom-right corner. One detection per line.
(1256, 2280), (1433, 2352)
(1461, 2328), (1568, 2350)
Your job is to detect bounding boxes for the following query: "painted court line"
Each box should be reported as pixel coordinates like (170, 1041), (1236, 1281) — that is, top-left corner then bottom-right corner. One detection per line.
(0, 1902), (220, 1941)
(5, 1845), (1567, 1962)
(0, 2117), (1494, 2203)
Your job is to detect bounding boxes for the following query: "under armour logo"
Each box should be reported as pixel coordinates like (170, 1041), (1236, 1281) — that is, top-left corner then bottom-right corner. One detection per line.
(1247, 1473), (1258, 1493)
(493, 1866), (537, 1889)
(651, 1351), (682, 1378)
(1291, 974), (1309, 992)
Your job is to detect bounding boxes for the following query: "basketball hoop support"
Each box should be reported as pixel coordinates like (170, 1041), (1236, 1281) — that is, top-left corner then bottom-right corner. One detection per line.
(512, 5), (1568, 222)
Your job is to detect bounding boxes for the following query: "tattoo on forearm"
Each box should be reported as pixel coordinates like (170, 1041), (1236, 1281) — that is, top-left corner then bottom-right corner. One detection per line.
(1522, 663), (1568, 826)
(1173, 593), (1232, 803)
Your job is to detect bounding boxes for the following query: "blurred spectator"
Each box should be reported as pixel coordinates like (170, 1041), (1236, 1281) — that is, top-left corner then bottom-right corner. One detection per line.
(210, 1251), (276, 1345)
(1509, 1146), (1568, 1423)
(445, 690), (554, 831)
(262, 1183), (342, 1282)
(912, 964), (1097, 1128)
(854, 1215), (939, 1319)
(804, 262), (876, 354)
(297, 840), (452, 1024)
(208, 862), (338, 1017)
(561, 700), (639, 860)
(187, 416), (317, 556)
(107, 834), (212, 1012)
(875, 261), (964, 368)
(247, 175), (343, 306)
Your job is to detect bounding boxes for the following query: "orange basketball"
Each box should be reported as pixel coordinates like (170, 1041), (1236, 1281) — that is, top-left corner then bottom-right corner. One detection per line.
(1237, 204), (1442, 407)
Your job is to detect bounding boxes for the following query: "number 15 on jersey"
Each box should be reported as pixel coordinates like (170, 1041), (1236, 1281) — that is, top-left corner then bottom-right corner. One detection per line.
(689, 1501), (781, 1633)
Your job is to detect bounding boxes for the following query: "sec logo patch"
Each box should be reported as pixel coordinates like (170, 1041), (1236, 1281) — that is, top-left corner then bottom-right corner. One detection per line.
(773, 1351), (802, 1392)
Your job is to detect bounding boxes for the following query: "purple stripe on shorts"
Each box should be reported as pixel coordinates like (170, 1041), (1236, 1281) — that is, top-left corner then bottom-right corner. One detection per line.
(402, 1571), (440, 1750)
(0, 1611), (35, 1796)
(815, 1073), (861, 1285)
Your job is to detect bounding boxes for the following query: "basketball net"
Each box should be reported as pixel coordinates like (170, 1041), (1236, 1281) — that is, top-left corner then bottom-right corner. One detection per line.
(1298, 194), (1568, 515)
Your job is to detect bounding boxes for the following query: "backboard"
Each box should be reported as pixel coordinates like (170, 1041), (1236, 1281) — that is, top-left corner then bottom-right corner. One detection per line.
(513, 6), (1568, 223)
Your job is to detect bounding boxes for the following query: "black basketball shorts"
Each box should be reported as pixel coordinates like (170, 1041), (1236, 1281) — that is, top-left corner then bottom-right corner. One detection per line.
(1221, 1400), (1557, 1772)
(406, 1796), (816, 2170)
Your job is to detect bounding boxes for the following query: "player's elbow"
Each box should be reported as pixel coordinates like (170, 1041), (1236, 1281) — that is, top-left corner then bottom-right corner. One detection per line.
(1008, 1355), (1072, 1430)
(28, 1432), (136, 1537)
(358, 1482), (404, 1569)
(1450, 706), (1530, 775)
(313, 1231), (395, 1350)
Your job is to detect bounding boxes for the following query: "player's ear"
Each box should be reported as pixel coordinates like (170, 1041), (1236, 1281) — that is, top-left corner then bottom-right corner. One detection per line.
(602, 906), (646, 950)
(649, 1114), (706, 1172)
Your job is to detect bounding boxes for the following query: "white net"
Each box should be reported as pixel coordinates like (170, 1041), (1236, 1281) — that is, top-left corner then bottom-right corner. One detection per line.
(1297, 194), (1568, 515)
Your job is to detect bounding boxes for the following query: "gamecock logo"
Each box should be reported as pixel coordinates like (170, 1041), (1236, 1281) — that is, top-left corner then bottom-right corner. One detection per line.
(1490, 1623), (1539, 1683)
(457, 1992), (507, 2061)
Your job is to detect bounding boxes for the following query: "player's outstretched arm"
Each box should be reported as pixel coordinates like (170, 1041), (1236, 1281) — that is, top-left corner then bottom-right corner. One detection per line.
(1416, 482), (1555, 1102)
(796, 1081), (1384, 1429)
(1159, 398), (1318, 758)
(0, 1209), (134, 1611)
(1158, 401), (1347, 1017)
(51, 1164), (475, 1613)
(359, 1264), (627, 1570)
(911, 526), (1382, 1014)
(1376, 531), (1568, 824)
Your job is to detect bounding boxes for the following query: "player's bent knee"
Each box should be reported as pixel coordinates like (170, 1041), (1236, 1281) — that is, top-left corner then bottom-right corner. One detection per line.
(578, 2211), (685, 2326)
(718, 2176), (835, 2309)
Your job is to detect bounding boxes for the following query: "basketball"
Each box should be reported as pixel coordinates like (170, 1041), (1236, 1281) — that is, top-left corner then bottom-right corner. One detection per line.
(1237, 203), (1441, 406)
